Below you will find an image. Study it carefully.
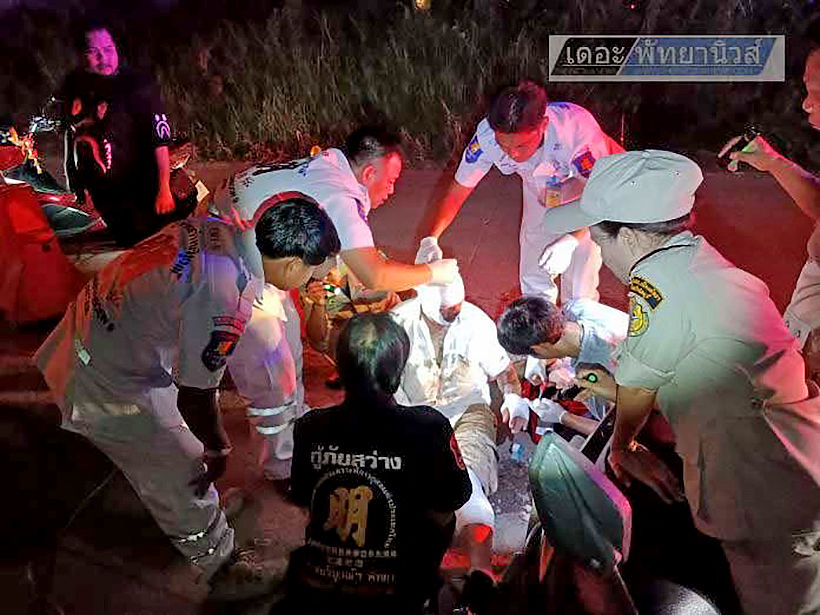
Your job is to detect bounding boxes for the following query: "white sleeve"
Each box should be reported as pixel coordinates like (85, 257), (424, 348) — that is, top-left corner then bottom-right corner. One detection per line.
(453, 120), (498, 189)
(177, 255), (255, 389)
(474, 314), (512, 378)
(562, 104), (613, 180)
(321, 194), (375, 251)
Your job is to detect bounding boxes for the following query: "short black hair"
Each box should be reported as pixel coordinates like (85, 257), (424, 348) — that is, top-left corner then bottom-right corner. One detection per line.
(594, 213), (695, 240)
(344, 126), (403, 168)
(336, 313), (410, 400)
(255, 198), (341, 265)
(71, 19), (117, 54)
(488, 80), (549, 134)
(497, 296), (565, 356)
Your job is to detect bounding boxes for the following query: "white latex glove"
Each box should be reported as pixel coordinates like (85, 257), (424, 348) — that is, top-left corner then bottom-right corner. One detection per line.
(548, 365), (576, 390)
(529, 398), (567, 425)
(538, 234), (579, 276)
(415, 236), (444, 264)
(427, 258), (459, 285)
(524, 356), (547, 386)
(501, 393), (530, 433)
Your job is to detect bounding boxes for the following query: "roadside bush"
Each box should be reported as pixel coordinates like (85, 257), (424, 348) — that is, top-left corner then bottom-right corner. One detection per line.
(1, 1), (818, 168)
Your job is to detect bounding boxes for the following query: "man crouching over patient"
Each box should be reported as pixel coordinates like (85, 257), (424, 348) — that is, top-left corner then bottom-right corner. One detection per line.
(390, 271), (527, 610)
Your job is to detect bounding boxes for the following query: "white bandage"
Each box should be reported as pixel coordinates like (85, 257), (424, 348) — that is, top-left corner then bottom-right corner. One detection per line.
(455, 467), (495, 531)
(524, 356), (547, 385)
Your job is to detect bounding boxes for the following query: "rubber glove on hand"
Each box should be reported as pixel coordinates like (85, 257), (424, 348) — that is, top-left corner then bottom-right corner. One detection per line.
(529, 398), (567, 425)
(548, 364), (576, 389)
(415, 236), (444, 264)
(524, 356), (547, 386)
(501, 393), (530, 433)
(427, 258), (459, 285)
(538, 234), (579, 276)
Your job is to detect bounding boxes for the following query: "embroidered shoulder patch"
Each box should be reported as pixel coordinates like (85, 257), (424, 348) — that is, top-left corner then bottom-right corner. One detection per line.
(201, 330), (241, 372)
(629, 276), (664, 310)
(628, 297), (649, 337)
(571, 149), (597, 178)
(464, 135), (483, 164)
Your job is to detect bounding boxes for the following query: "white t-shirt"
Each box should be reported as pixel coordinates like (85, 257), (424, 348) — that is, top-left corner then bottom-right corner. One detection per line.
(454, 102), (612, 232)
(35, 218), (260, 424)
(391, 298), (511, 424)
(213, 148), (374, 277)
(563, 299), (628, 373)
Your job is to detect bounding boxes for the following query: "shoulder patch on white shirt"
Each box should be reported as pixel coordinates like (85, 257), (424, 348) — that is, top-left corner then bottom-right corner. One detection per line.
(465, 134), (483, 164)
(571, 149), (597, 178)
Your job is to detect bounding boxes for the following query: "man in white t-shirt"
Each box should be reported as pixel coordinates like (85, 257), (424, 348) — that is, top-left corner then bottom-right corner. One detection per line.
(213, 127), (459, 482)
(35, 200), (341, 600)
(390, 274), (527, 600)
(419, 81), (622, 303)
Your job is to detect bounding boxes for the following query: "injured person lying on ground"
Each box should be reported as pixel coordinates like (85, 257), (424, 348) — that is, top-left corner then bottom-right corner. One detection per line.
(388, 269), (528, 611)
(496, 295), (629, 438)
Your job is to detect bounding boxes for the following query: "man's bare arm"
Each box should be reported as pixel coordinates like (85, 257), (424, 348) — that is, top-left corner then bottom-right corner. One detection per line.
(428, 180), (475, 239)
(559, 412), (598, 436)
(768, 156), (820, 222)
(729, 136), (820, 222)
(494, 362), (522, 396)
(612, 384), (656, 453)
(341, 247), (434, 291)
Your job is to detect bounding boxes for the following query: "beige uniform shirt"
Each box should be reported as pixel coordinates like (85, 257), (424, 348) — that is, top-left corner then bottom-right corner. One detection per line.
(616, 231), (820, 541)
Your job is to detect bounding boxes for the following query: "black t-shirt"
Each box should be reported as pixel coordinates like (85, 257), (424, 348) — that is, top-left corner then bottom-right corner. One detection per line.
(59, 68), (172, 215)
(291, 397), (471, 603)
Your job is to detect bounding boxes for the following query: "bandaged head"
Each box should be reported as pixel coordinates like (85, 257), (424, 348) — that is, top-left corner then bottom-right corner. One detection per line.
(417, 274), (465, 325)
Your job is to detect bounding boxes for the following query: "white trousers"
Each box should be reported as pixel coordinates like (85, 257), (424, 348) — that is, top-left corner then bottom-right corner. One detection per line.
(228, 286), (306, 481)
(65, 384), (234, 578)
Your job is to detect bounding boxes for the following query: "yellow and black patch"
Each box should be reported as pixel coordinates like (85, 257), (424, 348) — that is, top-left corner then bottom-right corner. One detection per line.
(629, 276), (664, 310)
(628, 297), (650, 337)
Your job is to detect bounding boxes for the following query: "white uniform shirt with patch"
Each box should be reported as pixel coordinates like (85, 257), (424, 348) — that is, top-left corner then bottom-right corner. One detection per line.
(35, 218), (260, 427)
(616, 231), (816, 541)
(391, 298), (511, 425)
(212, 148), (373, 278)
(454, 102), (612, 233)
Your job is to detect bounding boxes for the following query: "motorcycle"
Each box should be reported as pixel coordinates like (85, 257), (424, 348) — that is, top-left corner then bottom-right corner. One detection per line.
(0, 112), (100, 238)
(434, 400), (737, 615)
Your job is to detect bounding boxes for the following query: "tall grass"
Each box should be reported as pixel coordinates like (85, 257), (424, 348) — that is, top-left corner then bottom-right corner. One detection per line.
(2, 2), (818, 167)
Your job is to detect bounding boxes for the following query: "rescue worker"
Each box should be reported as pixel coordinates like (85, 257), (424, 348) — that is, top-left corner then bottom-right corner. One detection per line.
(547, 149), (820, 615)
(720, 41), (820, 381)
(214, 126), (458, 483)
(389, 272), (526, 609)
(496, 295), (629, 435)
(419, 80), (623, 303)
(287, 313), (471, 615)
(35, 200), (341, 600)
